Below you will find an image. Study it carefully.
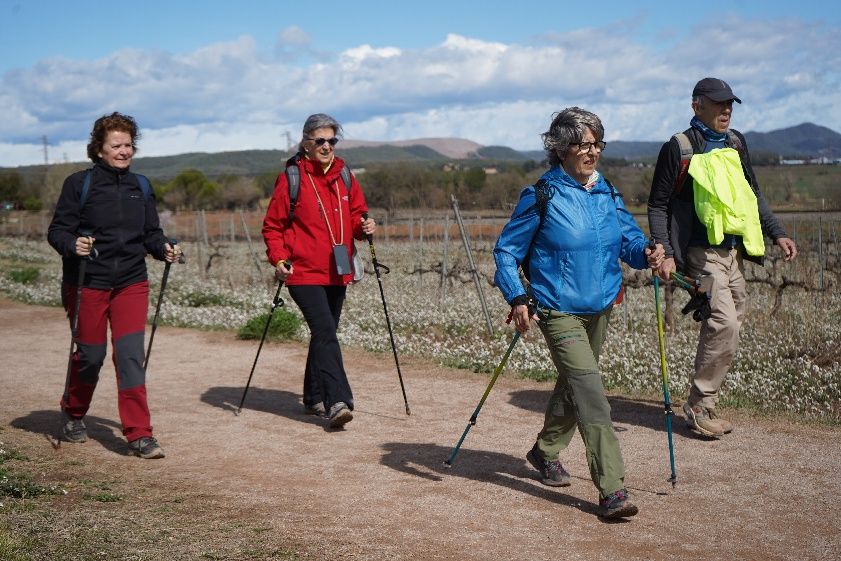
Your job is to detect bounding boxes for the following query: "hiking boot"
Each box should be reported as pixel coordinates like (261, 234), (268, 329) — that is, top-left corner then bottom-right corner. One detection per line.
(683, 402), (725, 438)
(707, 408), (733, 433)
(526, 443), (571, 487)
(597, 488), (638, 519)
(328, 402), (353, 429)
(127, 437), (165, 459)
(61, 411), (88, 443)
(305, 402), (326, 416)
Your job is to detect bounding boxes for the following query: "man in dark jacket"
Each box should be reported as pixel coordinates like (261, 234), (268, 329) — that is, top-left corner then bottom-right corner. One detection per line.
(647, 78), (797, 438)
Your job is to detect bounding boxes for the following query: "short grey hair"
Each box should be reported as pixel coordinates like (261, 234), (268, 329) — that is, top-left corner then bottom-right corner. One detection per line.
(541, 107), (605, 167)
(299, 113), (343, 152)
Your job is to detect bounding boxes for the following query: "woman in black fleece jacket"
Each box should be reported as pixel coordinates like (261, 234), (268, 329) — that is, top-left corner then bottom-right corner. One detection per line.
(47, 112), (180, 459)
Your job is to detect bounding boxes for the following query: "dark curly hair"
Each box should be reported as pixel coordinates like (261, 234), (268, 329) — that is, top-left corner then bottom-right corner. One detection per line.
(86, 112), (140, 163)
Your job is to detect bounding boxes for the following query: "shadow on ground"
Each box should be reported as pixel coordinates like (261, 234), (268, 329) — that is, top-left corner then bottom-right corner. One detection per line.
(11, 409), (127, 455)
(200, 385), (324, 427)
(378, 441), (618, 519)
(506, 389), (702, 439)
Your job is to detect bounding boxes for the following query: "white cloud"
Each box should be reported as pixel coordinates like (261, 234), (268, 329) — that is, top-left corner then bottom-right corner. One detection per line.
(2, 17), (840, 167)
(277, 26), (311, 47)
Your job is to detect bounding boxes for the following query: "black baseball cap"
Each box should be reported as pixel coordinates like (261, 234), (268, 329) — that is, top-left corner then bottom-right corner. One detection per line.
(692, 77), (742, 103)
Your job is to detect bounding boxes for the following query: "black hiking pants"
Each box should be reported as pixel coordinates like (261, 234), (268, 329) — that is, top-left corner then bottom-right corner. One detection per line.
(288, 285), (353, 411)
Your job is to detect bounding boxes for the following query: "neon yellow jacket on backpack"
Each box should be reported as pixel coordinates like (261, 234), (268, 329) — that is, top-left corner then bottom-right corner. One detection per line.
(688, 147), (765, 257)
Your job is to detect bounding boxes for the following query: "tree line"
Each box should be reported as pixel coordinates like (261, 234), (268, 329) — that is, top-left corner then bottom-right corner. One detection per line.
(1, 157), (838, 213)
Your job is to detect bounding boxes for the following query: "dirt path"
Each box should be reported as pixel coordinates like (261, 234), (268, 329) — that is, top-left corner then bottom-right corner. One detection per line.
(2, 297), (839, 561)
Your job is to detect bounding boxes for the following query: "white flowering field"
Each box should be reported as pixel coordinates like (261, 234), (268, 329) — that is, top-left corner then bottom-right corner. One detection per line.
(1, 234), (838, 423)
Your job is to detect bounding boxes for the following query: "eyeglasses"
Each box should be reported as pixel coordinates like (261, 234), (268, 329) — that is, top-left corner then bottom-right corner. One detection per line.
(569, 141), (606, 153)
(306, 136), (339, 147)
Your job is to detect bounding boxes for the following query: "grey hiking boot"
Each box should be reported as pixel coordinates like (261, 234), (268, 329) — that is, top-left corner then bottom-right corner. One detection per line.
(526, 443), (571, 487)
(127, 437), (165, 459)
(61, 411), (88, 443)
(597, 488), (638, 519)
(304, 402), (326, 416)
(707, 408), (733, 433)
(683, 402), (725, 438)
(328, 402), (353, 429)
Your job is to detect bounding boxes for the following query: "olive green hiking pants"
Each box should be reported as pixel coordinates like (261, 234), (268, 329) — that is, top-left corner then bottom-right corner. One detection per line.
(535, 306), (625, 498)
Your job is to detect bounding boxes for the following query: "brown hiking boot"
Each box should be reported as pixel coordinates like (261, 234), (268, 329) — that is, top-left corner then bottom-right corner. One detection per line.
(707, 408), (733, 433)
(682, 402), (725, 438)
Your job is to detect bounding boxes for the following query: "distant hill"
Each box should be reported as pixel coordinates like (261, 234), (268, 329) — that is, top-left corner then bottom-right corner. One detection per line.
(342, 137), (482, 159)
(4, 123), (838, 181)
(742, 123), (841, 159)
(607, 122), (841, 161)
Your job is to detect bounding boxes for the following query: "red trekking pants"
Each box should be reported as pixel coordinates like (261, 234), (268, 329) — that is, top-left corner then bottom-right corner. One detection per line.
(61, 280), (153, 441)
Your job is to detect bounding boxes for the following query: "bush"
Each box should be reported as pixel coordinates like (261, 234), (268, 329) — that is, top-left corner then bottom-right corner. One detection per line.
(7, 268), (39, 284)
(237, 308), (301, 341)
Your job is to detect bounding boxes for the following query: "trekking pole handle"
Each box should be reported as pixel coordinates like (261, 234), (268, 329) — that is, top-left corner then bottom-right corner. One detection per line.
(78, 229), (98, 261)
(362, 212), (373, 243)
(168, 237), (187, 264)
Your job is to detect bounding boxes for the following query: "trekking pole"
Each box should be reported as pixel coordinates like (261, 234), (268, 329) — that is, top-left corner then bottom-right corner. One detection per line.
(236, 274), (288, 415)
(63, 232), (97, 397)
(144, 238), (185, 371)
(444, 330), (521, 468)
(363, 212), (410, 416)
(651, 244), (677, 488)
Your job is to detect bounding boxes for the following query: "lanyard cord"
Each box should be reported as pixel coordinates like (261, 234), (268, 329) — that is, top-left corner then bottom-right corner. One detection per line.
(306, 172), (344, 246)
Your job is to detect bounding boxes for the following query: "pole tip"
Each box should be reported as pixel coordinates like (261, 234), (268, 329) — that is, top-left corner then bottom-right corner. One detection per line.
(442, 460), (452, 469)
(405, 406), (411, 416)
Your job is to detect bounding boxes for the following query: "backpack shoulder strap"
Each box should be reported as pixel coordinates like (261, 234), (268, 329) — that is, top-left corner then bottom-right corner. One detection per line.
(604, 177), (622, 204)
(726, 130), (742, 152)
(533, 178), (552, 228)
(80, 169), (92, 208)
(340, 165), (352, 192)
(673, 132), (694, 194)
(133, 173), (152, 200)
(520, 178), (553, 282)
(285, 164), (302, 221)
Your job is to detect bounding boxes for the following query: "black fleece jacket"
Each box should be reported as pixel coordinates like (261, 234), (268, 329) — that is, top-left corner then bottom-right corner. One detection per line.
(47, 162), (168, 289)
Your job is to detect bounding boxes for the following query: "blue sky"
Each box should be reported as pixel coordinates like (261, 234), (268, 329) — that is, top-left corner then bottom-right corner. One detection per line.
(1, 0), (840, 166)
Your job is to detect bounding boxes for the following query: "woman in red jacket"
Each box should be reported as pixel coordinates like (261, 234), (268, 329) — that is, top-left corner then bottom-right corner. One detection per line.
(262, 113), (376, 429)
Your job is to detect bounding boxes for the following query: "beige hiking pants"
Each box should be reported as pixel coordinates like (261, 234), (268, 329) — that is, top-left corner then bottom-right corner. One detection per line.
(685, 247), (747, 410)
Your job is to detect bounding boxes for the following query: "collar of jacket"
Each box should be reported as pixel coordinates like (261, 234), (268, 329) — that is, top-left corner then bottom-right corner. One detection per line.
(543, 165), (609, 195)
(93, 161), (132, 179)
(300, 154), (346, 183)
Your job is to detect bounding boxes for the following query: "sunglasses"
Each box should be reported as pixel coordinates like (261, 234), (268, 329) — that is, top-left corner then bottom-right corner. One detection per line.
(306, 136), (339, 147)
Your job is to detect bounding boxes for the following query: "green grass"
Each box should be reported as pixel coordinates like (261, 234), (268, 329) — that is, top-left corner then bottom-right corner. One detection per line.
(6, 267), (39, 284)
(237, 308), (301, 341)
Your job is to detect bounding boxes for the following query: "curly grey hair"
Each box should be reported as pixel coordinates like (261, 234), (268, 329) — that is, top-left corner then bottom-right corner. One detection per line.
(299, 113), (344, 152)
(541, 107), (604, 167)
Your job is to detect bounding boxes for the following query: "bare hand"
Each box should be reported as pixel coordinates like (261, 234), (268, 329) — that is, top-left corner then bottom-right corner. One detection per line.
(361, 216), (376, 236)
(656, 257), (676, 281)
(776, 237), (797, 261)
(164, 243), (183, 263)
(645, 243), (665, 269)
(274, 260), (293, 281)
(511, 304), (538, 334)
(75, 236), (95, 257)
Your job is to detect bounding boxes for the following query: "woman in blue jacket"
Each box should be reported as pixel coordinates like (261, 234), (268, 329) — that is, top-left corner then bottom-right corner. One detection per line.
(494, 107), (663, 519)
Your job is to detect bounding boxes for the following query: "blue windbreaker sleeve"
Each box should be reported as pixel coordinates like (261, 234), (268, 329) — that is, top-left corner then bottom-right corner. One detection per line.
(493, 185), (541, 304)
(615, 194), (649, 270)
